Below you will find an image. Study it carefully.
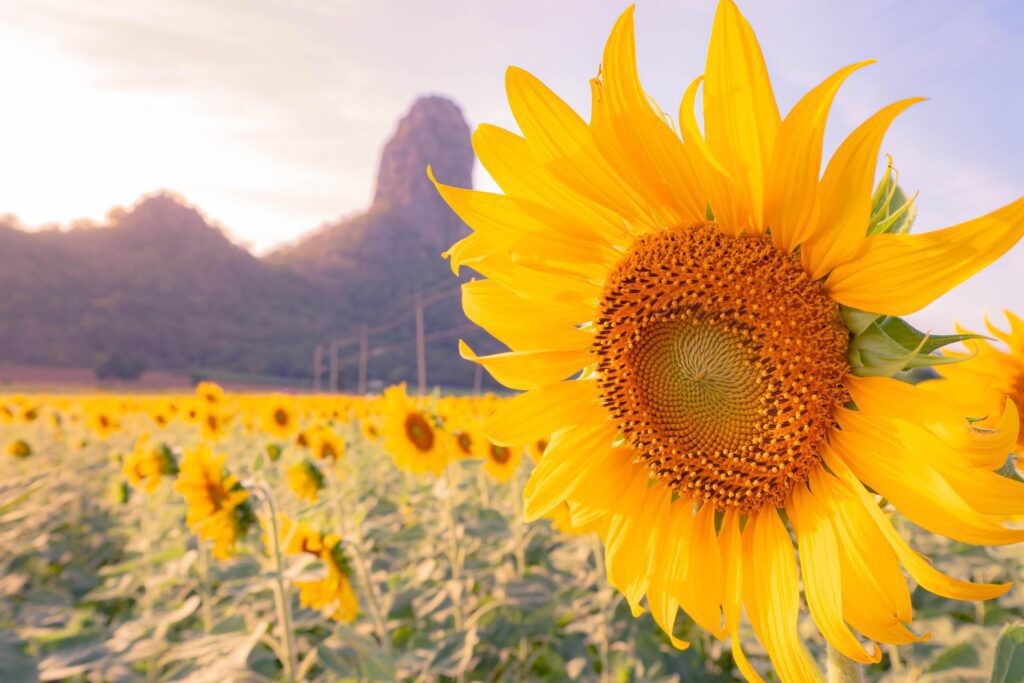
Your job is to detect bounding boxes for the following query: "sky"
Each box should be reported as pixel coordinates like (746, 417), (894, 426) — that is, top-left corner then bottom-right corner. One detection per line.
(1, 0), (1022, 334)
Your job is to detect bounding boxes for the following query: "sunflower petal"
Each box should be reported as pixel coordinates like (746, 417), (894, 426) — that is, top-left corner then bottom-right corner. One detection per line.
(765, 61), (873, 253)
(826, 195), (1024, 315)
(484, 379), (601, 446)
(600, 6), (707, 226)
(458, 340), (590, 391)
(802, 99), (923, 278)
(505, 66), (653, 225)
(791, 480), (881, 663)
(825, 451), (1013, 602)
(704, 0), (780, 231)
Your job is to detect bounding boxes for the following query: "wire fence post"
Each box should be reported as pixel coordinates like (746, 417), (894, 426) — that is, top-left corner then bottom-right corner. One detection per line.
(328, 341), (340, 393)
(357, 326), (368, 395)
(414, 293), (426, 396)
(312, 343), (324, 392)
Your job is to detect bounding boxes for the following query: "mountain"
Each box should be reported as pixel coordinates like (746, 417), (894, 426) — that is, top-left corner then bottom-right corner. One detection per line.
(0, 96), (496, 389)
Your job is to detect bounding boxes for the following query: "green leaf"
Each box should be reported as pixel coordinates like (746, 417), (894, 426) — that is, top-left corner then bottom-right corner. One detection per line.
(991, 623), (1024, 683)
(996, 457), (1024, 484)
(927, 642), (980, 672)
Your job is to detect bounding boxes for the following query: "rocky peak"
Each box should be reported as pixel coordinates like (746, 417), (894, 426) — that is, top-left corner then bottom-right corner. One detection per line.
(372, 96), (473, 251)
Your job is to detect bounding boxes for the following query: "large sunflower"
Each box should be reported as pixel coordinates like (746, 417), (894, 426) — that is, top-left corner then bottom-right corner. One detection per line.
(433, 2), (1024, 680)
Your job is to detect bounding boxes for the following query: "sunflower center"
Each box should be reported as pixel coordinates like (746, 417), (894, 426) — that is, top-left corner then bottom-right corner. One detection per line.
(404, 413), (435, 452)
(457, 432), (473, 455)
(490, 443), (512, 464)
(594, 224), (850, 513)
(273, 408), (289, 427)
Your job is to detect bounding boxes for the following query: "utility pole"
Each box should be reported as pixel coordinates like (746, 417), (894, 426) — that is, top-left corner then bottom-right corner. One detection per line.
(473, 364), (483, 396)
(357, 326), (368, 395)
(414, 293), (426, 395)
(328, 340), (340, 393)
(312, 343), (324, 392)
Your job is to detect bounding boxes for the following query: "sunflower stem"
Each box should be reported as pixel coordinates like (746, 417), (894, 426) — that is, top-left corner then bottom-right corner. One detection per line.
(196, 540), (214, 632)
(258, 486), (299, 683)
(827, 644), (865, 683)
(328, 468), (390, 654)
(590, 535), (612, 683)
(441, 466), (467, 683)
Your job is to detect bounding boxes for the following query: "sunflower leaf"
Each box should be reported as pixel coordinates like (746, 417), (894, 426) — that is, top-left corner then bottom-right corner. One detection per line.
(991, 623), (1024, 683)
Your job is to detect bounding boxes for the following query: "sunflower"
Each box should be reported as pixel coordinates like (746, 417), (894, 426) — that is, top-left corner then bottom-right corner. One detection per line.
(287, 459), (325, 503)
(87, 404), (120, 439)
(195, 381), (225, 406)
(174, 444), (252, 560)
(294, 544), (360, 623)
(263, 396), (298, 440)
(380, 383), (449, 477)
(931, 312), (1024, 459)
(198, 407), (230, 442)
(310, 425), (346, 462)
(434, 2), (1024, 679)
(482, 439), (522, 484)
(123, 433), (178, 493)
(6, 439), (32, 458)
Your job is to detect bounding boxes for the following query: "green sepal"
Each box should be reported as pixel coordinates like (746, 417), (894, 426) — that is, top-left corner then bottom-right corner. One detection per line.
(867, 156), (917, 236)
(847, 313), (987, 377)
(840, 306), (882, 335)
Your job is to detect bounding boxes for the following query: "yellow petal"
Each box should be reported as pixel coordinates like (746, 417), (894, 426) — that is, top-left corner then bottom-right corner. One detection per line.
(745, 510), (820, 682)
(458, 340), (590, 391)
(461, 279), (592, 352)
(599, 6), (707, 226)
(431, 169), (618, 268)
(505, 66), (653, 225)
(675, 502), (725, 637)
(472, 123), (632, 245)
(443, 232), (499, 275)
(825, 451), (1012, 602)
(791, 481), (881, 663)
(679, 76), (741, 233)
(764, 61), (873, 253)
(484, 379), (602, 446)
(827, 195), (1024, 315)
(828, 417), (1024, 546)
(703, 0), (780, 231)
(646, 500), (694, 650)
(522, 420), (621, 521)
(801, 99), (923, 278)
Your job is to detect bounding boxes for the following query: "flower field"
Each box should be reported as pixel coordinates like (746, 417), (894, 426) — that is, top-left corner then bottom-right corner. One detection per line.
(2, 384), (1024, 682)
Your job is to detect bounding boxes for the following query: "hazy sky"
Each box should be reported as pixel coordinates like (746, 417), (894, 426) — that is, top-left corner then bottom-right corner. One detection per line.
(1, 0), (1022, 333)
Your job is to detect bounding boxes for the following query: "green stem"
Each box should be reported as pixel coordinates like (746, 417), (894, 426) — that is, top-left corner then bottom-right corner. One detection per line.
(328, 469), (390, 653)
(827, 644), (865, 683)
(591, 535), (612, 683)
(197, 540), (214, 632)
(259, 487), (299, 683)
(442, 466), (466, 683)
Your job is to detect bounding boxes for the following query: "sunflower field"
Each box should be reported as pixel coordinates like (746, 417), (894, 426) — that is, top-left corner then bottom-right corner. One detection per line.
(0, 380), (1023, 682)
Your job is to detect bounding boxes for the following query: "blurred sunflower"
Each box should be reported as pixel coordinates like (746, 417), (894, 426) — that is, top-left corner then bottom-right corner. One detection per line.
(174, 444), (252, 560)
(199, 408), (230, 442)
(436, 1), (1024, 678)
(123, 433), (178, 493)
(483, 440), (522, 484)
(87, 404), (120, 439)
(310, 425), (346, 462)
(195, 381), (224, 406)
(6, 439), (32, 458)
(287, 459), (325, 503)
(381, 383), (448, 476)
(263, 396), (297, 440)
(295, 543), (360, 623)
(932, 311), (1024, 458)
